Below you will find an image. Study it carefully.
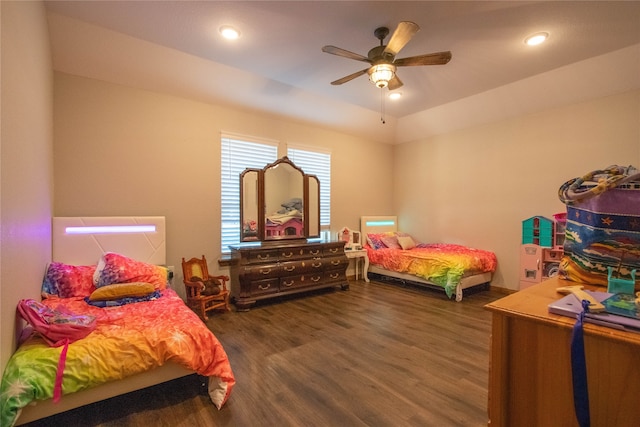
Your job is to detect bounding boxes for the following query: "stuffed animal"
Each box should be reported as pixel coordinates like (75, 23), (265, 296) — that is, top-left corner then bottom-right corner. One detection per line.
(190, 276), (221, 295)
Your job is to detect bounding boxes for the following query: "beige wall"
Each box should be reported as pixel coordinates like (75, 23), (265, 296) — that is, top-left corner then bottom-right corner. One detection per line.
(2, 3), (639, 382)
(394, 90), (640, 291)
(53, 73), (395, 299)
(0, 1), (54, 372)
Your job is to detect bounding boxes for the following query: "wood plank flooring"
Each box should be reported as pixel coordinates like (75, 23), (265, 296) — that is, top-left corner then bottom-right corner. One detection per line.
(23, 279), (503, 427)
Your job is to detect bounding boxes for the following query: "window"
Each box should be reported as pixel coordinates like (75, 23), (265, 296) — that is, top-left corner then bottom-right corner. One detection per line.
(220, 134), (278, 252)
(287, 147), (331, 229)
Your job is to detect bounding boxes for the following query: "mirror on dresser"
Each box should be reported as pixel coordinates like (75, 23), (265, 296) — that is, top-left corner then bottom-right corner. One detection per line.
(240, 156), (320, 242)
(232, 156), (348, 311)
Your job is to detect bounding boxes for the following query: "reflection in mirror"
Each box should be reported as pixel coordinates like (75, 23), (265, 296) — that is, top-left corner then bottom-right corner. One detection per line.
(240, 169), (259, 241)
(239, 156), (321, 242)
(264, 161), (304, 240)
(307, 176), (320, 237)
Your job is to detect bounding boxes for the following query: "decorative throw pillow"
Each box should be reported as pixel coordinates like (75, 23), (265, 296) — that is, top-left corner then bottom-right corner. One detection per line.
(42, 262), (97, 298)
(380, 234), (401, 249)
(366, 233), (387, 250)
(397, 235), (417, 250)
(94, 253), (168, 290)
(88, 282), (156, 301)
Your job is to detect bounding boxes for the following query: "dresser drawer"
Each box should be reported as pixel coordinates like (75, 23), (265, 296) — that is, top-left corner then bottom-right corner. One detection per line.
(277, 245), (324, 260)
(280, 259), (324, 275)
(325, 256), (349, 270)
(323, 245), (344, 257)
(280, 273), (323, 290)
(249, 278), (279, 297)
(303, 245), (324, 259)
(246, 249), (280, 264)
(325, 268), (347, 283)
(241, 263), (280, 281)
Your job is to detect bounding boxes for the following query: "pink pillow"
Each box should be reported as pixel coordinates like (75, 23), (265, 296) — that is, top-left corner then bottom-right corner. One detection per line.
(94, 253), (168, 290)
(42, 262), (97, 298)
(366, 233), (387, 250)
(380, 234), (401, 249)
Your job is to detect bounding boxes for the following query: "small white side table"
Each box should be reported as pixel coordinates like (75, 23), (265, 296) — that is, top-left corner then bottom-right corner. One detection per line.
(344, 249), (369, 282)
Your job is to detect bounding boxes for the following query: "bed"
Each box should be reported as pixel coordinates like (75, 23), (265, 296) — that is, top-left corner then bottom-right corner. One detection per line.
(361, 216), (497, 301)
(0, 216), (235, 427)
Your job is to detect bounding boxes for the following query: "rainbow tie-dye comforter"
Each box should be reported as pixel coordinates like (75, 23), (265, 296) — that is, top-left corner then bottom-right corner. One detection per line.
(366, 243), (497, 298)
(0, 289), (235, 427)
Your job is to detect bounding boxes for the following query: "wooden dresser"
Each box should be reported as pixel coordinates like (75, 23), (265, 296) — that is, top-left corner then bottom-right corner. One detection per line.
(229, 240), (349, 311)
(485, 277), (640, 427)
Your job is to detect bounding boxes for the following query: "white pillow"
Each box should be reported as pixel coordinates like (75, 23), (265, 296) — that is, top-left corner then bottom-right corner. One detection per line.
(397, 235), (416, 250)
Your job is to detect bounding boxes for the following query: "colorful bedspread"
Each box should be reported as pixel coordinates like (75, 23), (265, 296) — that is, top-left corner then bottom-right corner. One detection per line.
(366, 243), (497, 298)
(0, 289), (235, 427)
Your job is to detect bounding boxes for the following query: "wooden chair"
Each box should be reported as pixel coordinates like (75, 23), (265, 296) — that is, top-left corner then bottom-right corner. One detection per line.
(181, 255), (230, 320)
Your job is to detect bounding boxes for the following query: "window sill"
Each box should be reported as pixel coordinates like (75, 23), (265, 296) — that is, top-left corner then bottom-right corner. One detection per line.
(218, 254), (233, 267)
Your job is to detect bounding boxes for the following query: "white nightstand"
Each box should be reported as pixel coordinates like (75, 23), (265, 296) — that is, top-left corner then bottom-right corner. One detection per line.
(344, 249), (369, 282)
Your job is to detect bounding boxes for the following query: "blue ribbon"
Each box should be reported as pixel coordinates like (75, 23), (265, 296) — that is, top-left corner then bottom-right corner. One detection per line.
(571, 298), (591, 427)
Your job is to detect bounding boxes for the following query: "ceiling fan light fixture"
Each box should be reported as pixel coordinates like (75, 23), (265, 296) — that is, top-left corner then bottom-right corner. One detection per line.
(219, 26), (240, 40)
(525, 32), (548, 46)
(368, 63), (395, 88)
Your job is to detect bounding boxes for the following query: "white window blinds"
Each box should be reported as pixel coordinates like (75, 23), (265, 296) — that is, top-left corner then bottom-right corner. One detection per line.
(220, 135), (278, 252)
(287, 147), (331, 228)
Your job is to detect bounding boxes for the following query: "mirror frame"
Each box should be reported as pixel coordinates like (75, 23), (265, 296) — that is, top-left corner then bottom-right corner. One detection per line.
(240, 156), (321, 242)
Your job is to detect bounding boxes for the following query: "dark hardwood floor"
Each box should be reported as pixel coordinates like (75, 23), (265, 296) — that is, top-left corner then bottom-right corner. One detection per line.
(23, 279), (504, 427)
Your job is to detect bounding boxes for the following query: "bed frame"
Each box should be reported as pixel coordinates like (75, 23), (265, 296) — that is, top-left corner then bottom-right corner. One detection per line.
(16, 216), (193, 425)
(360, 216), (492, 302)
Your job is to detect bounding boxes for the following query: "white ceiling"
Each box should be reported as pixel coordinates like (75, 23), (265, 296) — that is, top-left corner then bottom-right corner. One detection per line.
(44, 1), (640, 144)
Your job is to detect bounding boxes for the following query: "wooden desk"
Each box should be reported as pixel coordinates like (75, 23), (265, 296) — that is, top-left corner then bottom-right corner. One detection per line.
(485, 277), (640, 427)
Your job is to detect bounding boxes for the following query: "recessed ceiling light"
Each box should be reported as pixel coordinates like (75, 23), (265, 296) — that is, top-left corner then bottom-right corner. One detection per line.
(220, 26), (240, 40)
(525, 32), (549, 46)
(388, 92), (402, 100)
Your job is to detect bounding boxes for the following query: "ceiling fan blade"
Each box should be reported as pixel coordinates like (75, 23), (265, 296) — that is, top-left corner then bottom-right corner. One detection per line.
(388, 75), (403, 90)
(393, 51), (452, 67)
(383, 21), (420, 57)
(330, 68), (369, 85)
(322, 45), (370, 63)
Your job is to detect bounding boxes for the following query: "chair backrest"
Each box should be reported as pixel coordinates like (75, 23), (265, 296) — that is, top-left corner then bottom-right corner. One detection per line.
(182, 256), (210, 282)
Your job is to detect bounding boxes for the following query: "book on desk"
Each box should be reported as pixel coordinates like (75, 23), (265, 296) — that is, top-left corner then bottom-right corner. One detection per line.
(549, 290), (640, 332)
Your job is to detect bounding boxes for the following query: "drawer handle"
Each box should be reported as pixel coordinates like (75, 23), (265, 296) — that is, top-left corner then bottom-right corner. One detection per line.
(260, 269), (271, 275)
(329, 248), (338, 253)
(312, 262), (322, 268)
(331, 260), (340, 265)
(282, 251), (293, 258)
(311, 275), (321, 282)
(310, 249), (320, 255)
(257, 254), (270, 260)
(330, 273), (339, 279)
(258, 283), (271, 290)
(283, 280), (294, 287)
(284, 266), (296, 272)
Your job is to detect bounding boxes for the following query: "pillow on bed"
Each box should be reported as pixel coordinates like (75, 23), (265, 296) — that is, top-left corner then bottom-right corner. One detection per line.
(366, 233), (387, 250)
(42, 262), (97, 298)
(88, 282), (156, 301)
(380, 234), (401, 249)
(94, 253), (168, 290)
(397, 235), (417, 250)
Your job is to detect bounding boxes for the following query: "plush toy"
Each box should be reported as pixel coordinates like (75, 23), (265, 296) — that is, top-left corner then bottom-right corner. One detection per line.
(190, 276), (221, 295)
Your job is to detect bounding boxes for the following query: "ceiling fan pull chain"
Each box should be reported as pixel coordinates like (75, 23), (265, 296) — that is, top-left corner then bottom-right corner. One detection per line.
(380, 89), (386, 124)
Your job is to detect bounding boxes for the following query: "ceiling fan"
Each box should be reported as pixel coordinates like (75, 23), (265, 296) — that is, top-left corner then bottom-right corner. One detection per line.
(322, 21), (452, 90)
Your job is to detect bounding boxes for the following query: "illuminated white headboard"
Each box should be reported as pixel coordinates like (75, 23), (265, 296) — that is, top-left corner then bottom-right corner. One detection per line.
(360, 216), (398, 236)
(52, 217), (166, 265)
